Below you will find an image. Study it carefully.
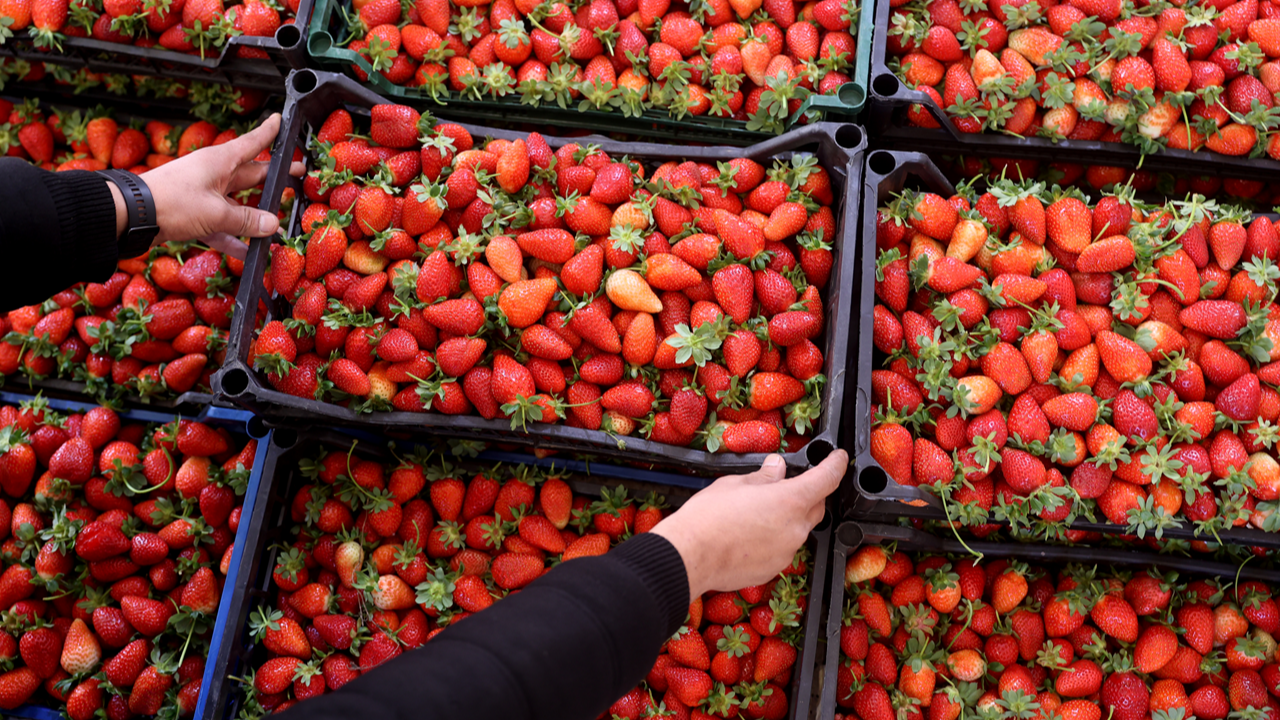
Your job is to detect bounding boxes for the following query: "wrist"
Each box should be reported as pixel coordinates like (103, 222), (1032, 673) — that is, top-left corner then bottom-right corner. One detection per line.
(98, 169), (161, 257)
(106, 180), (128, 239)
(652, 520), (707, 600)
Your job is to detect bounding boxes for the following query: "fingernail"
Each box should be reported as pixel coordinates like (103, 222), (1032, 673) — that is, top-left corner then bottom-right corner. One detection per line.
(763, 455), (784, 470)
(257, 215), (275, 235)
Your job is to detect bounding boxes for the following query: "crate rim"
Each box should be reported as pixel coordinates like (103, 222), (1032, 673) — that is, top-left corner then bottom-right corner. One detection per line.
(213, 69), (866, 476)
(818, 519), (1280, 720)
(198, 428), (834, 720)
(0, 0), (314, 91)
(863, 0), (1280, 183)
(842, 147), (1280, 552)
(301, 0), (867, 144)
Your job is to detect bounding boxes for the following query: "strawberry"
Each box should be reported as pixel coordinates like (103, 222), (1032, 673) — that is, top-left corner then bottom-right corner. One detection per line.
(0, 668), (40, 710)
(59, 619), (100, 676)
(369, 104), (422, 149)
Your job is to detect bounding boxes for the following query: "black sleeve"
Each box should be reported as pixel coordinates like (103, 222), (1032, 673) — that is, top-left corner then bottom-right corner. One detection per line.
(279, 533), (691, 720)
(0, 159), (120, 311)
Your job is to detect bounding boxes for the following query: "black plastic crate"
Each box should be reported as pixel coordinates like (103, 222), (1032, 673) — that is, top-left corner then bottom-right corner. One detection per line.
(818, 520), (1280, 719)
(213, 69), (865, 475)
(302, 0), (867, 146)
(861, 0), (1280, 184)
(198, 429), (831, 720)
(842, 148), (1280, 551)
(0, 0), (313, 93)
(0, 92), (288, 414)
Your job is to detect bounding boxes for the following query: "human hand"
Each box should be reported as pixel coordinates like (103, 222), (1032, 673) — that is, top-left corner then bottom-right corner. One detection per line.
(135, 113), (290, 247)
(652, 449), (848, 600)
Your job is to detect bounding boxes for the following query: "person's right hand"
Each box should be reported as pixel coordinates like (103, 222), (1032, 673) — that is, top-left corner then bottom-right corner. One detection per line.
(652, 450), (848, 600)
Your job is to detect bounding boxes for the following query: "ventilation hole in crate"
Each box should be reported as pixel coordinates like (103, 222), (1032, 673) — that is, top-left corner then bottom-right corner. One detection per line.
(835, 125), (862, 149)
(813, 509), (832, 533)
(276, 24), (302, 49)
(872, 73), (901, 97)
(221, 368), (250, 396)
(868, 151), (897, 176)
(291, 70), (318, 94)
(837, 522), (864, 548)
(308, 32), (333, 55)
(247, 416), (270, 439)
(858, 465), (888, 494)
(273, 429), (300, 450)
(837, 83), (865, 109)
(806, 438), (834, 466)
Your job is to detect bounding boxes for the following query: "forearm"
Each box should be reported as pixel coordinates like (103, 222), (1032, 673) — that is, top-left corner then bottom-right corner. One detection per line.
(278, 533), (690, 720)
(0, 159), (122, 311)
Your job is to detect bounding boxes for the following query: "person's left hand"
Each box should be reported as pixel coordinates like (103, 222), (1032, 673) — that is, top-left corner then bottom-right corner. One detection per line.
(138, 112), (295, 247)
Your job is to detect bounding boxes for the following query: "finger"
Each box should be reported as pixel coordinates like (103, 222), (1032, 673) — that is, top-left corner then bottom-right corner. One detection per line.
(783, 449), (849, 503)
(218, 200), (280, 238)
(220, 113), (283, 167)
(738, 454), (787, 485)
(290, 160), (305, 178)
(803, 498), (827, 529)
(228, 161), (271, 193)
(202, 232), (249, 261)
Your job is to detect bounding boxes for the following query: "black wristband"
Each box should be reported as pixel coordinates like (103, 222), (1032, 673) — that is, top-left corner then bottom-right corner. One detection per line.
(98, 169), (160, 258)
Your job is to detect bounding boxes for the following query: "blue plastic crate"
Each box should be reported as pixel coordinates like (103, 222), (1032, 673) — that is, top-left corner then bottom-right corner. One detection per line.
(0, 389), (263, 720)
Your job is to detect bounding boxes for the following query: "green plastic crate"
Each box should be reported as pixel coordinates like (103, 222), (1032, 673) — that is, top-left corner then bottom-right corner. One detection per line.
(304, 0), (869, 144)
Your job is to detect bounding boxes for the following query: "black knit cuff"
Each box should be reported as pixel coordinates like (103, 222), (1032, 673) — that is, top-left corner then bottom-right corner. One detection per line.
(611, 533), (691, 636)
(43, 170), (120, 279)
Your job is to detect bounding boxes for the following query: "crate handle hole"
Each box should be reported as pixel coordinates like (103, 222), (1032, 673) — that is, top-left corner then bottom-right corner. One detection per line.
(837, 522), (864, 548)
(837, 83), (865, 109)
(276, 24), (302, 50)
(835, 125), (862, 149)
(872, 73), (901, 98)
(308, 32), (333, 55)
(858, 465), (888, 495)
(247, 416), (270, 439)
(291, 70), (318, 95)
(868, 151), (897, 176)
(272, 429), (299, 450)
(813, 508), (832, 533)
(221, 368), (250, 396)
(805, 438), (834, 466)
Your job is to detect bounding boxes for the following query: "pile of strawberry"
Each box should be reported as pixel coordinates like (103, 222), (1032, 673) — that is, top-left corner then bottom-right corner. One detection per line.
(0, 97), (241, 172)
(0, 61), (270, 124)
(0, 0), (300, 61)
(888, 0), (1280, 159)
(248, 103), (837, 455)
(0, 395), (256, 718)
(835, 546), (1280, 720)
(331, 0), (857, 132)
(870, 178), (1280, 542)
(235, 446), (813, 720)
(0, 234), (244, 404)
(945, 154), (1280, 206)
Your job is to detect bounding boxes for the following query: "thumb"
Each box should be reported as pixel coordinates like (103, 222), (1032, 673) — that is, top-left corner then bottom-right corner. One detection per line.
(222, 113), (282, 166)
(218, 201), (280, 238)
(783, 449), (848, 504)
(738, 454), (787, 485)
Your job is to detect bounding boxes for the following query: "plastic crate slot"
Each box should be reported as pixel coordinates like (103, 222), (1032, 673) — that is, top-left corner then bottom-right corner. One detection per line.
(291, 68), (319, 94)
(872, 73), (901, 98)
(867, 151), (898, 176)
(835, 125), (863, 149)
